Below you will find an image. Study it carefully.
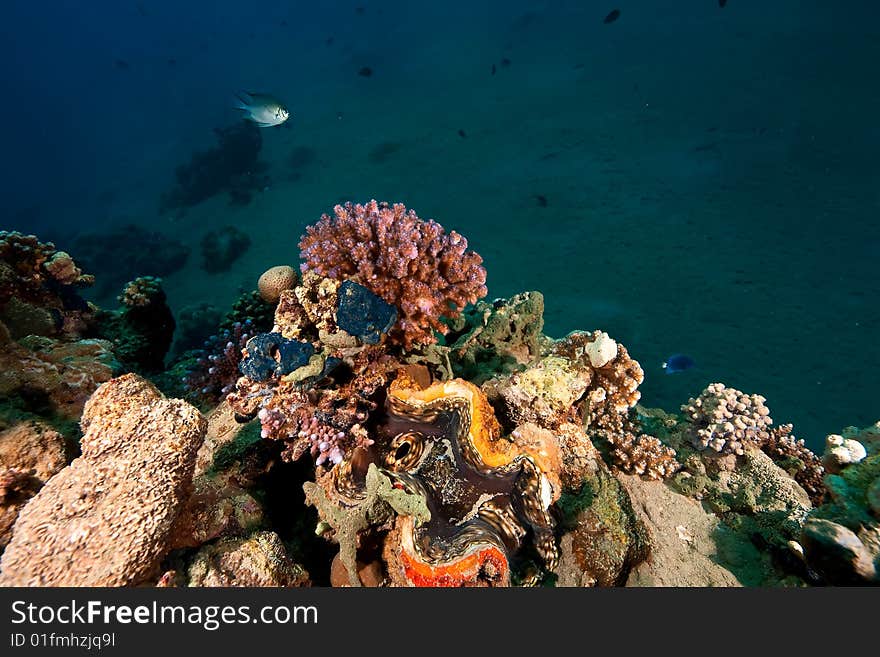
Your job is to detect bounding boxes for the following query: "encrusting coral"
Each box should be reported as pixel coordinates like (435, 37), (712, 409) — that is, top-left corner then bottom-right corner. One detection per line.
(0, 374), (206, 586)
(298, 200), (488, 349)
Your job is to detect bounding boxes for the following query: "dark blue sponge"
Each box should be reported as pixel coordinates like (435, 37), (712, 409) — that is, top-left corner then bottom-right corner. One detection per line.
(239, 332), (314, 381)
(336, 280), (397, 345)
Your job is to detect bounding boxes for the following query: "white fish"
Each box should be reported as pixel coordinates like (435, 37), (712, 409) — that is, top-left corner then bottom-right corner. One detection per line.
(234, 91), (290, 127)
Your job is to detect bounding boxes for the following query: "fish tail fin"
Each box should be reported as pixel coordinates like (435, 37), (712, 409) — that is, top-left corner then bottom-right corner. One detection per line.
(233, 91), (252, 110)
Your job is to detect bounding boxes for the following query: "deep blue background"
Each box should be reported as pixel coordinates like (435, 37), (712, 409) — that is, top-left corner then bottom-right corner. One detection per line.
(1, 1), (878, 447)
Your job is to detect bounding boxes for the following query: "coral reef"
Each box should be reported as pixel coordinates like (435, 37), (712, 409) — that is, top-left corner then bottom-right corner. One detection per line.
(94, 277), (175, 373)
(118, 275), (163, 307)
(0, 375), (206, 586)
(0, 231), (93, 303)
(603, 432), (680, 481)
(220, 290), (276, 333)
(803, 421), (880, 584)
(200, 225), (252, 274)
(299, 200), (487, 348)
(681, 383), (826, 505)
(551, 330), (644, 433)
(4, 195), (875, 590)
(822, 433), (867, 474)
(0, 231), (95, 339)
(160, 122), (268, 213)
(483, 328), (679, 483)
(760, 423), (826, 505)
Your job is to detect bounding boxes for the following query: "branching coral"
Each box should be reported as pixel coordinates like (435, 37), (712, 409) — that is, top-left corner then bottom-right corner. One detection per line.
(184, 320), (254, 403)
(118, 275), (164, 307)
(682, 383), (773, 455)
(551, 330), (644, 431)
(681, 383), (825, 504)
(605, 432), (680, 481)
(760, 424), (826, 505)
(298, 200), (487, 349)
(232, 345), (392, 466)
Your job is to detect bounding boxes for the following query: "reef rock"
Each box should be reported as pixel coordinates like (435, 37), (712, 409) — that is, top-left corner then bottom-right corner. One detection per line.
(0, 374), (206, 586)
(0, 421), (69, 551)
(800, 518), (877, 584)
(620, 475), (745, 587)
(447, 291), (546, 383)
(822, 434), (867, 474)
(555, 468), (648, 586)
(186, 531), (309, 587)
(0, 328), (119, 421)
(485, 355), (589, 428)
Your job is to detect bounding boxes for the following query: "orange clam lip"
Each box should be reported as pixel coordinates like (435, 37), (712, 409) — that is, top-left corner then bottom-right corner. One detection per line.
(400, 543), (509, 587)
(397, 516), (509, 587)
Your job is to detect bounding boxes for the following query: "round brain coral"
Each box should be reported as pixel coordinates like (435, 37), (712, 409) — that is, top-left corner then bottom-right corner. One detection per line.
(298, 200), (488, 348)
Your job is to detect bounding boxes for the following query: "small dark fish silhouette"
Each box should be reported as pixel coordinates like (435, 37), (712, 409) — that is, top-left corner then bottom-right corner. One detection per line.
(457, 129), (467, 138)
(280, 20), (289, 27)
(355, 6), (365, 14)
(114, 59), (130, 70)
(662, 354), (696, 374)
(167, 58), (177, 66)
(501, 57), (511, 68)
(491, 63), (496, 75)
(535, 194), (548, 207)
(604, 9), (620, 24)
(326, 36), (334, 46)
(719, 0), (728, 7)
(358, 66), (373, 77)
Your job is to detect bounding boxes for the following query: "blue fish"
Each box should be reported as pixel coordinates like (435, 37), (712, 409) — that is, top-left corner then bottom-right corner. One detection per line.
(662, 354), (695, 374)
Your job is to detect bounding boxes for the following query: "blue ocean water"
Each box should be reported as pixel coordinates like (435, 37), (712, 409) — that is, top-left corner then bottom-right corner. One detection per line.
(1, 1), (877, 449)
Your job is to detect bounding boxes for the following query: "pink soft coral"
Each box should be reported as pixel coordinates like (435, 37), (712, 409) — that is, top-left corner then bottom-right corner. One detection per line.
(298, 200), (487, 348)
